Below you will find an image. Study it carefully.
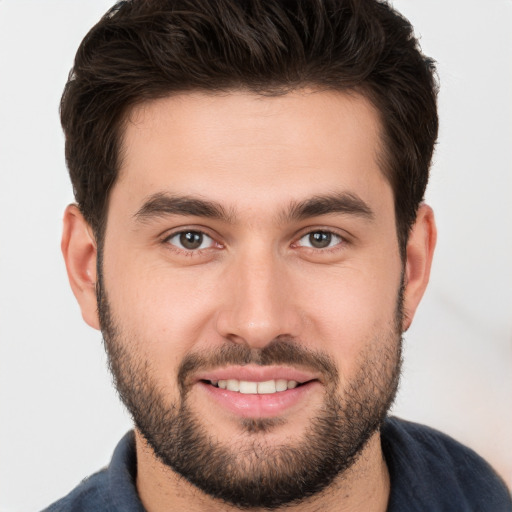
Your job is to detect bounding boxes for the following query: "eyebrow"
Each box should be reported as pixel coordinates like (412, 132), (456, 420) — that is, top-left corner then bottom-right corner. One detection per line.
(284, 192), (375, 222)
(133, 191), (374, 224)
(134, 193), (234, 223)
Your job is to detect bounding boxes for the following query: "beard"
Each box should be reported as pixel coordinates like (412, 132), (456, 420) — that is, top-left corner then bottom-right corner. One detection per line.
(98, 275), (403, 509)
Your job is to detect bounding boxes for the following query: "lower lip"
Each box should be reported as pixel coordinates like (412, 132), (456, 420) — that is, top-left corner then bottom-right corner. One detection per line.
(196, 381), (320, 418)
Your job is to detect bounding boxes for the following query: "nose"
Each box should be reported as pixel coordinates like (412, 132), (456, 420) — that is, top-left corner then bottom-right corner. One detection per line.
(215, 248), (302, 349)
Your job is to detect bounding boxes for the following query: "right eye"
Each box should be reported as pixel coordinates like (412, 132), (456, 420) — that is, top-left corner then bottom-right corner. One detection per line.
(165, 230), (215, 251)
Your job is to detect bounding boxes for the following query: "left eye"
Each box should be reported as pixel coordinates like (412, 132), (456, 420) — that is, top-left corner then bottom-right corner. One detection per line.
(166, 230), (214, 250)
(297, 231), (343, 249)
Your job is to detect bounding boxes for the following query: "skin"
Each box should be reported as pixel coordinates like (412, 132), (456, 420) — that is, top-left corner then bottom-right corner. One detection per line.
(62, 89), (436, 511)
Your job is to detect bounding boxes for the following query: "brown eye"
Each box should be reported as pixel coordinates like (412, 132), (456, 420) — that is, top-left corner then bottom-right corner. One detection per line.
(309, 232), (332, 248)
(180, 231), (203, 249)
(297, 231), (342, 249)
(167, 230), (212, 250)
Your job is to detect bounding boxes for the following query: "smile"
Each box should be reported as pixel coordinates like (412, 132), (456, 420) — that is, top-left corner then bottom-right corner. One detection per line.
(207, 379), (301, 394)
(196, 370), (320, 418)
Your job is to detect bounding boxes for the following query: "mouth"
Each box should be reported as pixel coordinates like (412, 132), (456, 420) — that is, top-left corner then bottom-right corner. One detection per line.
(204, 378), (308, 394)
(194, 367), (321, 418)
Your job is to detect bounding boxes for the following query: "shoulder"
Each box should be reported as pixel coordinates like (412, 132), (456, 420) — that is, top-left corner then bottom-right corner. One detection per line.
(41, 469), (110, 512)
(40, 431), (144, 512)
(382, 416), (512, 512)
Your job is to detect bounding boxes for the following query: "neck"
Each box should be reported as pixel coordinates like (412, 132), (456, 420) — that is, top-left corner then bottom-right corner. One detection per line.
(135, 429), (390, 512)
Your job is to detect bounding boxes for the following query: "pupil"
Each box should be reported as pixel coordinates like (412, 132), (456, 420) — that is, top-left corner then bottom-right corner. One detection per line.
(310, 231), (331, 248)
(180, 231), (203, 249)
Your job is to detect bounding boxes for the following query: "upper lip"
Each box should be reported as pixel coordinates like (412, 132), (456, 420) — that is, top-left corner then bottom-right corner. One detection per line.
(193, 365), (321, 385)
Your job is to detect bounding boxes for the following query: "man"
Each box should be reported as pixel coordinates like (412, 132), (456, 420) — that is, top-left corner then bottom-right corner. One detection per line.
(43, 0), (511, 510)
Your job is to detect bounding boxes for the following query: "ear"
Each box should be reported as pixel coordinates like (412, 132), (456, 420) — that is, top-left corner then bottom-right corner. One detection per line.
(61, 204), (100, 330)
(402, 204), (437, 331)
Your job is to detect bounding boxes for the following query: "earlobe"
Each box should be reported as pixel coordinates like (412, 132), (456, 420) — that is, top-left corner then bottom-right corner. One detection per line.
(402, 204), (437, 331)
(61, 204), (100, 330)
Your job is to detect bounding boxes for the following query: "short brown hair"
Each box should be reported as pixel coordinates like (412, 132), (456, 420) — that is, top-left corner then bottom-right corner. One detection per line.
(60, 0), (438, 255)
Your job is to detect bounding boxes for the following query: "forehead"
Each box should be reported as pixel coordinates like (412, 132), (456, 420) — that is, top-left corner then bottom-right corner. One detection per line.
(114, 89), (390, 217)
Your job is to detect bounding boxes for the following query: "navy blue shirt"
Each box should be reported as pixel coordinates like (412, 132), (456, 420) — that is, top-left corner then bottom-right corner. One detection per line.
(42, 417), (512, 511)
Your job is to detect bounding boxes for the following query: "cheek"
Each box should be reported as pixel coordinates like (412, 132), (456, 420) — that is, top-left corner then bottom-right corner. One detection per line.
(295, 260), (402, 375)
(102, 253), (221, 364)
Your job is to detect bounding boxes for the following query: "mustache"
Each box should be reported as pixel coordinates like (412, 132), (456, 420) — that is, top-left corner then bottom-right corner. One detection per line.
(178, 338), (339, 390)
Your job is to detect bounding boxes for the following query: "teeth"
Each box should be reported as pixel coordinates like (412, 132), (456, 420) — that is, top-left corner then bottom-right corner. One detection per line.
(226, 379), (240, 392)
(211, 379), (301, 394)
(275, 379), (288, 392)
(257, 380), (276, 394)
(239, 381), (258, 394)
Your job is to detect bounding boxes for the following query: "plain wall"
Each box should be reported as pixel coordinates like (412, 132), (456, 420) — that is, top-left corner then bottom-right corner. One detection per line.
(0, 1), (511, 510)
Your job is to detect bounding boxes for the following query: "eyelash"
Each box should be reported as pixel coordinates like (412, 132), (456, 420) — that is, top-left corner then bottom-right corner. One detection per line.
(294, 230), (345, 251)
(163, 230), (219, 254)
(161, 228), (347, 255)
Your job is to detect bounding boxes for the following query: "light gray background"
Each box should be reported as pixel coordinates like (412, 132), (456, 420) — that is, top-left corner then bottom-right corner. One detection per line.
(1, 1), (511, 510)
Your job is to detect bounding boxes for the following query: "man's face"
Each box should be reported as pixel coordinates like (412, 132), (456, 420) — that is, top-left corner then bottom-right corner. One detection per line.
(98, 90), (405, 507)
